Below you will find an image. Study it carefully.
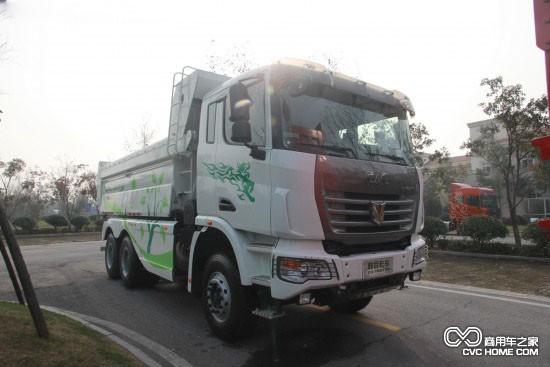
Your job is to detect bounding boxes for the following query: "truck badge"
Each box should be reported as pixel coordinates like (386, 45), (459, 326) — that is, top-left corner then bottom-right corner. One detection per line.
(365, 172), (388, 185)
(371, 201), (386, 225)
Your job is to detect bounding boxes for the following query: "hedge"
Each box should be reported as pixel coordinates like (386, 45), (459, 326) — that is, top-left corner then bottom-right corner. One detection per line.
(435, 238), (550, 258)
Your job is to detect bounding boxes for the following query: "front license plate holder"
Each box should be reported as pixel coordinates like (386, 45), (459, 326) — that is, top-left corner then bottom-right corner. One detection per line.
(363, 257), (393, 278)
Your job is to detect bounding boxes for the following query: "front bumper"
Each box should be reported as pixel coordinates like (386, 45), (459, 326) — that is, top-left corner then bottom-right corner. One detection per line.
(270, 234), (427, 300)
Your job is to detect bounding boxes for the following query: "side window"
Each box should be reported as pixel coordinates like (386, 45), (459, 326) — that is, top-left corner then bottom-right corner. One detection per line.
(206, 102), (216, 144)
(467, 195), (479, 207)
(225, 79), (266, 146)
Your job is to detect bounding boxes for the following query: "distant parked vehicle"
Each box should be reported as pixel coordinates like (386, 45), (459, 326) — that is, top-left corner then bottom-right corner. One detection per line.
(449, 183), (500, 233)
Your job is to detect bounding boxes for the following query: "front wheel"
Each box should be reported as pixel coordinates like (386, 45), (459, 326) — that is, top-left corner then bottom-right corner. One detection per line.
(202, 253), (251, 342)
(330, 296), (373, 313)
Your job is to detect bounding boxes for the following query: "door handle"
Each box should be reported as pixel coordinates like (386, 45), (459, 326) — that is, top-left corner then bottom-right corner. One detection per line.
(219, 198), (236, 212)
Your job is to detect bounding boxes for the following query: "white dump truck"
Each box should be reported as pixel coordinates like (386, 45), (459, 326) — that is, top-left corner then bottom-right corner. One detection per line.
(98, 59), (427, 341)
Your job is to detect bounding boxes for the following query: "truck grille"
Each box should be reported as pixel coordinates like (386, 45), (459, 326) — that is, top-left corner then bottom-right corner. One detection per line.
(324, 191), (415, 234)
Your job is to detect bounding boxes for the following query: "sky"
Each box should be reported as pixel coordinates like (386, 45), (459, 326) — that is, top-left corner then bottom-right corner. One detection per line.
(0, 0), (547, 171)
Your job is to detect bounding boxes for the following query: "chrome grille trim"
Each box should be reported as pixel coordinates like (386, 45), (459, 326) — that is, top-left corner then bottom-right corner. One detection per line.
(324, 192), (415, 234)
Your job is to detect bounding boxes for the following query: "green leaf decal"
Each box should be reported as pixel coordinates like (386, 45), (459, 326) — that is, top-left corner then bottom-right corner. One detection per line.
(152, 173), (157, 184)
(161, 197), (168, 208)
(131, 179), (137, 190)
(140, 196), (146, 205)
(160, 226), (166, 243)
(140, 225), (145, 239)
(159, 173), (164, 184)
(203, 161), (256, 202)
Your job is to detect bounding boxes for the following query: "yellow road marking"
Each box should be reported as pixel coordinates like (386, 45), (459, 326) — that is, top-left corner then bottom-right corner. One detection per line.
(305, 304), (401, 331)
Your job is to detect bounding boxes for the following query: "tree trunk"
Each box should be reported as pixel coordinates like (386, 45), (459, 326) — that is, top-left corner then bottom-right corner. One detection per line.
(505, 184), (522, 246)
(508, 205), (522, 246)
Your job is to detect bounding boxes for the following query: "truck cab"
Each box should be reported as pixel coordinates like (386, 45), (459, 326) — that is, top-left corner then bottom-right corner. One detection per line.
(449, 183), (500, 232)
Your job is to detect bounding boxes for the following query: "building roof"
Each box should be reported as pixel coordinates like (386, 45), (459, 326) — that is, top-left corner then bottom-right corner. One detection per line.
(424, 155), (471, 167)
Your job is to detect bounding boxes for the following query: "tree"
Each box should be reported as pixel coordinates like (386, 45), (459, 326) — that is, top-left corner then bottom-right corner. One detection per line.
(207, 43), (258, 76)
(78, 170), (97, 214)
(12, 217), (36, 231)
(0, 158), (26, 218)
(50, 160), (92, 231)
(410, 122), (451, 167)
(70, 216), (89, 232)
(20, 169), (52, 224)
(461, 77), (549, 246)
(43, 214), (68, 232)
(124, 119), (156, 153)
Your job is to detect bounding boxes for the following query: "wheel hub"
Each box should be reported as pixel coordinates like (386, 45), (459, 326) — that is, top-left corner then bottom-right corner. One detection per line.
(206, 272), (231, 322)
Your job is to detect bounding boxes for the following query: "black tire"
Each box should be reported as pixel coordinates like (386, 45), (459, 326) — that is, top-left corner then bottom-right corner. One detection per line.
(105, 234), (120, 279)
(202, 253), (251, 342)
(330, 296), (373, 313)
(119, 236), (145, 288)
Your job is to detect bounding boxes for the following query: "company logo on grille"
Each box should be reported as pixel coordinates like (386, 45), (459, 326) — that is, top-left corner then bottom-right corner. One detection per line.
(365, 172), (388, 185)
(371, 201), (386, 225)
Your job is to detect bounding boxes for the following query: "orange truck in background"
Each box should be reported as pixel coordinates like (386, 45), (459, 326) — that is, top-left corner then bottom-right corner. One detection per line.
(449, 183), (500, 233)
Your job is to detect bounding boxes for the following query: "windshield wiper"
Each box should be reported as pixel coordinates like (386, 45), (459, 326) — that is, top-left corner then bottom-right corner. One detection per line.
(322, 144), (357, 158)
(290, 142), (357, 158)
(364, 151), (407, 164)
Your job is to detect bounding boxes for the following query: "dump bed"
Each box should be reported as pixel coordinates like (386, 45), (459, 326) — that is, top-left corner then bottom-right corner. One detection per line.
(98, 67), (229, 217)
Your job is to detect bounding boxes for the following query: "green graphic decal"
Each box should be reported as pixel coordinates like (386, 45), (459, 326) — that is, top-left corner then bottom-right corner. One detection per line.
(103, 200), (124, 215)
(203, 162), (255, 202)
(124, 219), (172, 270)
(138, 172), (168, 252)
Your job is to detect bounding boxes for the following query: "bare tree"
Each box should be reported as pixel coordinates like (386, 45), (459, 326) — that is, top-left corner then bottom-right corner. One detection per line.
(207, 42), (258, 76)
(20, 169), (52, 224)
(0, 158), (26, 219)
(124, 119), (156, 153)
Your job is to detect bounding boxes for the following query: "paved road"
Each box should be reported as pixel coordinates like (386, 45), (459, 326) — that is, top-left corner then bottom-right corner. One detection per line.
(1, 241), (549, 367)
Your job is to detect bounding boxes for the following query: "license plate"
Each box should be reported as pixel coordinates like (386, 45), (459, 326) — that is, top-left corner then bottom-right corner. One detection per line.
(363, 258), (393, 278)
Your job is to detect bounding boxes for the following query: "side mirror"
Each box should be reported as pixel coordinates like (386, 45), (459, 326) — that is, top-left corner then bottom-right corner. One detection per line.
(231, 121), (252, 143)
(229, 83), (252, 123)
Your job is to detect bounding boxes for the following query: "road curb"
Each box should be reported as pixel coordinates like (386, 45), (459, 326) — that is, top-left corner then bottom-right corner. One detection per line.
(430, 249), (550, 263)
(41, 305), (193, 367)
(14, 232), (101, 238)
(41, 306), (161, 367)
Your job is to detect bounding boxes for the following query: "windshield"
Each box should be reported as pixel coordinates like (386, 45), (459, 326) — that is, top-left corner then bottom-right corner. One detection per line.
(481, 194), (498, 208)
(271, 75), (415, 166)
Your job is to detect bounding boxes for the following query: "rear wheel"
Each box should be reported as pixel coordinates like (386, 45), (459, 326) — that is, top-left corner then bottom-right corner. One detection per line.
(202, 253), (251, 342)
(105, 234), (120, 279)
(330, 296), (373, 313)
(119, 236), (145, 288)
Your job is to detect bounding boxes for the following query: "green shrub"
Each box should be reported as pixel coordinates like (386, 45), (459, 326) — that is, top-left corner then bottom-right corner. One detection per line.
(420, 216), (448, 247)
(44, 215), (68, 231)
(70, 216), (90, 231)
(522, 222), (550, 248)
(461, 216), (508, 244)
(436, 238), (550, 258)
(12, 217), (37, 230)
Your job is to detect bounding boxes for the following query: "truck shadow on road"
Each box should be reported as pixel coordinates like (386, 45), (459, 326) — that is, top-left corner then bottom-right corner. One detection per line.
(19, 278), (439, 367)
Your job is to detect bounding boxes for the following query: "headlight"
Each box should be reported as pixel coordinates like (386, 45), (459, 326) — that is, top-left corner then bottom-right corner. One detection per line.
(413, 245), (428, 266)
(276, 257), (335, 284)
